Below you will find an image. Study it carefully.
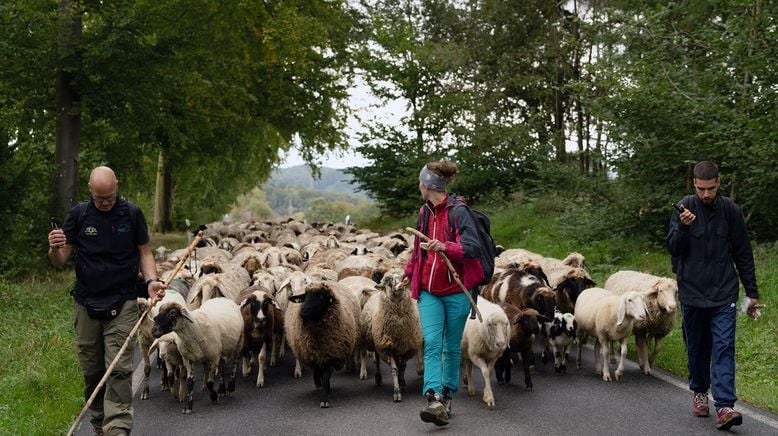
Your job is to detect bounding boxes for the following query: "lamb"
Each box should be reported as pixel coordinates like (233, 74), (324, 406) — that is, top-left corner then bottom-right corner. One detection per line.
(461, 298), (510, 407)
(284, 281), (361, 408)
(358, 268), (423, 402)
(542, 311), (577, 374)
(148, 332), (185, 402)
(574, 287), (647, 382)
(494, 303), (541, 390)
(152, 297), (245, 414)
(236, 286), (284, 388)
(604, 270), (678, 375)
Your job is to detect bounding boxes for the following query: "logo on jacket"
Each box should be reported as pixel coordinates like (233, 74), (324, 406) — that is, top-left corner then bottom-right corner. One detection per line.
(118, 224), (130, 234)
(84, 226), (98, 236)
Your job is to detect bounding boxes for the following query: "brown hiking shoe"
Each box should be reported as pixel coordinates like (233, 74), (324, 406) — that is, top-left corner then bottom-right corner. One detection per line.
(716, 407), (742, 430)
(420, 390), (449, 426)
(692, 392), (710, 417)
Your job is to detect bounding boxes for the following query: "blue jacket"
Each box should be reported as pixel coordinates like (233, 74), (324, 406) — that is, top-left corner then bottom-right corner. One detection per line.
(666, 194), (758, 308)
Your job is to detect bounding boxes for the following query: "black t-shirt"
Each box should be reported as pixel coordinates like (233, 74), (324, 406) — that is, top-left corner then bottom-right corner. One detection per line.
(63, 197), (150, 297)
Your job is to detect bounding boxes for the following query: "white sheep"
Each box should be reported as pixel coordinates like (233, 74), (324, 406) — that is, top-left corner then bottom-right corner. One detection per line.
(152, 297), (245, 414)
(574, 287), (647, 382)
(284, 281), (361, 408)
(358, 268), (423, 402)
(604, 270), (678, 375)
(461, 298), (510, 407)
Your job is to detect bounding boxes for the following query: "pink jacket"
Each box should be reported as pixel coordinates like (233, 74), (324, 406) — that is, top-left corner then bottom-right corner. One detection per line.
(404, 196), (485, 300)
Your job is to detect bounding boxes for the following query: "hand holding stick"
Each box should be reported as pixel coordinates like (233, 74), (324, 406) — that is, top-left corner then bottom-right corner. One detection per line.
(405, 227), (482, 322)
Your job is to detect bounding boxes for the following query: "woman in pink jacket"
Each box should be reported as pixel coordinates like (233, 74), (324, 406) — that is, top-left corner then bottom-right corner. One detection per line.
(403, 160), (484, 427)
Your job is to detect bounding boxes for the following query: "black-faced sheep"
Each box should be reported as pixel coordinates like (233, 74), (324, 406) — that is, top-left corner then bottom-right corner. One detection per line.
(604, 270), (678, 375)
(152, 297), (244, 414)
(461, 298), (510, 407)
(358, 268), (423, 402)
(284, 281), (361, 408)
(574, 287), (647, 382)
(495, 303), (541, 390)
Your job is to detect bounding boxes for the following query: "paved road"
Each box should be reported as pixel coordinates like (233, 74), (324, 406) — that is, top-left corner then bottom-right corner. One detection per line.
(75, 345), (777, 436)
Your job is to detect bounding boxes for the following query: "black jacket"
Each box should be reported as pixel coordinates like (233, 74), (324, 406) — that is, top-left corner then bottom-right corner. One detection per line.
(666, 194), (759, 308)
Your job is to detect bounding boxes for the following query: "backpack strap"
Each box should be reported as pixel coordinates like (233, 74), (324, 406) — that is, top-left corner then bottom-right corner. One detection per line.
(73, 201), (90, 234)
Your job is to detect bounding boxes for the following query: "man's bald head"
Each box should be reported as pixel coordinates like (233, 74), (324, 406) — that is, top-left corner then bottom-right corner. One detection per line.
(88, 166), (118, 211)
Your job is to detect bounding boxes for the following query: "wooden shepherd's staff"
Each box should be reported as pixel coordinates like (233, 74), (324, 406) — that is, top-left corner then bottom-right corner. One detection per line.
(67, 230), (205, 436)
(405, 227), (483, 322)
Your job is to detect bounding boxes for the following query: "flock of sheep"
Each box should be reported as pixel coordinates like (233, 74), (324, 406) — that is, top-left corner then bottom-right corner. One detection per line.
(140, 218), (678, 414)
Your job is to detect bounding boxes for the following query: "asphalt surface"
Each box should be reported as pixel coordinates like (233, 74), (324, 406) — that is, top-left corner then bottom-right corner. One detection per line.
(74, 344), (778, 436)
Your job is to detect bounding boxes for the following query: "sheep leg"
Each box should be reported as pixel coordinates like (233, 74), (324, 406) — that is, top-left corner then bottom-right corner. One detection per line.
(597, 338), (612, 382)
(390, 356), (401, 402)
(540, 331), (551, 365)
(241, 350), (252, 378)
(520, 348), (533, 391)
(140, 339), (151, 400)
(649, 335), (663, 368)
(359, 347), (368, 380)
(464, 359), (476, 397)
(472, 356), (495, 407)
(615, 338), (628, 381)
(576, 331), (586, 369)
(636, 334), (650, 375)
(415, 348), (425, 376)
(183, 360), (195, 414)
(218, 358), (228, 397)
(495, 348), (510, 385)
(374, 351), (383, 387)
(269, 333), (278, 368)
(319, 364), (333, 408)
(204, 362), (218, 402)
(294, 358), (303, 378)
(164, 361), (175, 398)
(256, 342), (267, 388)
(279, 335), (286, 359)
(593, 339), (604, 377)
(609, 340), (617, 364)
(313, 365), (322, 389)
(227, 357), (238, 393)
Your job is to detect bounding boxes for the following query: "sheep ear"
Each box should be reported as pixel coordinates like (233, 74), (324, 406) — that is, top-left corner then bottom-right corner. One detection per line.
(180, 307), (194, 323)
(617, 298), (627, 326)
(239, 298), (250, 309)
(149, 338), (160, 356)
(289, 294), (306, 304)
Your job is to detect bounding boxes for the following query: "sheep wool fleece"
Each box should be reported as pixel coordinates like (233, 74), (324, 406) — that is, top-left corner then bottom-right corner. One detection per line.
(418, 290), (472, 397)
(74, 299), (137, 433)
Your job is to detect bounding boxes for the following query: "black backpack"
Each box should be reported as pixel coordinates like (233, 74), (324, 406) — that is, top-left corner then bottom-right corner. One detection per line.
(449, 200), (497, 286)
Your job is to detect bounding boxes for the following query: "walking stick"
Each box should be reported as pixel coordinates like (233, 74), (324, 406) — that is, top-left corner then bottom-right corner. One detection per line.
(405, 227), (483, 322)
(67, 230), (204, 436)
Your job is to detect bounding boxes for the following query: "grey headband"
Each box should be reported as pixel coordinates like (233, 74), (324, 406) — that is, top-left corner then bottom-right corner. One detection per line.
(419, 165), (446, 192)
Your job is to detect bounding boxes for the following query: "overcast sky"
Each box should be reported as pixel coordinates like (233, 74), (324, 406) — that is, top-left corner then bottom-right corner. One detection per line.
(279, 74), (407, 169)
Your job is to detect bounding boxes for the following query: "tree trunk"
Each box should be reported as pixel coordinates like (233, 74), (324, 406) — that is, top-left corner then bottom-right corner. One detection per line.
(54, 0), (82, 216)
(550, 2), (566, 162)
(152, 149), (173, 232)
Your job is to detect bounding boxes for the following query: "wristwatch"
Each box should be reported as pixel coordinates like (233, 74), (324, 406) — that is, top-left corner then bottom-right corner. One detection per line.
(145, 278), (162, 287)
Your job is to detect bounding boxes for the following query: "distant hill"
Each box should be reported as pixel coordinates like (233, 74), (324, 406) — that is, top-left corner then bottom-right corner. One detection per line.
(266, 165), (368, 199)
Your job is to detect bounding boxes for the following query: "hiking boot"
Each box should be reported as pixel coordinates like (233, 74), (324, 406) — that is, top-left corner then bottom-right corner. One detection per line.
(442, 386), (453, 416)
(715, 407), (742, 430)
(420, 389), (449, 426)
(692, 392), (710, 417)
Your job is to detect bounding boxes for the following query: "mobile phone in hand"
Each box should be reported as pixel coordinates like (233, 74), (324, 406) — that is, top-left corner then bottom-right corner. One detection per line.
(673, 203), (686, 213)
(50, 217), (61, 230)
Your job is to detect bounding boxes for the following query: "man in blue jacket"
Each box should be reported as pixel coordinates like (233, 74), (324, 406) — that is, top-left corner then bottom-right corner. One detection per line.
(667, 161), (761, 431)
